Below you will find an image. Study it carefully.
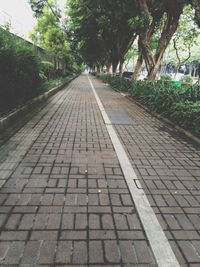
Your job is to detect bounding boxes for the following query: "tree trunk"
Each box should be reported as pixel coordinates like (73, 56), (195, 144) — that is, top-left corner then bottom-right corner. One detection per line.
(132, 50), (143, 80)
(148, 62), (161, 80)
(112, 59), (119, 76)
(193, 0), (200, 27)
(198, 63), (200, 84)
(119, 60), (124, 77)
(97, 65), (101, 74)
(106, 58), (112, 74)
(139, 32), (155, 76)
(149, 11), (182, 79)
(138, 0), (183, 80)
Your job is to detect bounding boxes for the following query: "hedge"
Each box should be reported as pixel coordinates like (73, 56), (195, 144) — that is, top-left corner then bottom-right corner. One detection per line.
(0, 28), (41, 113)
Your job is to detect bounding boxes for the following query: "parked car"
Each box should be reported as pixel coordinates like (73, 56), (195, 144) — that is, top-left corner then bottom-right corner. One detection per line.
(122, 71), (133, 79)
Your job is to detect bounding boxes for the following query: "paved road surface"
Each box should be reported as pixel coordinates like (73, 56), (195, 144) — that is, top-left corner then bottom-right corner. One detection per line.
(0, 74), (199, 266)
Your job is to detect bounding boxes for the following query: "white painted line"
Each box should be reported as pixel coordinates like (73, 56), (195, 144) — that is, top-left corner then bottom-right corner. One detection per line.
(87, 75), (180, 267)
(88, 77), (111, 125)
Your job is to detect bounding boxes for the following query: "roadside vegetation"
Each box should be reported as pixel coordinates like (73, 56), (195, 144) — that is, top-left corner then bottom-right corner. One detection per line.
(97, 73), (200, 136)
(0, 28), (41, 113)
(0, 0), (82, 115)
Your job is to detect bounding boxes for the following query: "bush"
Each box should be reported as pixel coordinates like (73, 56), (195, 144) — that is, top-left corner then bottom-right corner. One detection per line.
(160, 74), (172, 81)
(40, 61), (55, 80)
(170, 101), (200, 135)
(0, 28), (41, 112)
(98, 74), (200, 137)
(181, 75), (193, 84)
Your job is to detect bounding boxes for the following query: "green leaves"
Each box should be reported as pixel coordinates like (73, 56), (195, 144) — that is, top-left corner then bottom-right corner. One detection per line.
(68, 0), (138, 69)
(98, 73), (200, 136)
(0, 28), (41, 112)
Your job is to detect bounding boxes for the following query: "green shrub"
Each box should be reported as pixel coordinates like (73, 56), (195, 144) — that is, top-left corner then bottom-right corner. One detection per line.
(0, 28), (41, 112)
(97, 73), (200, 137)
(181, 75), (193, 84)
(40, 61), (55, 80)
(170, 101), (200, 135)
(160, 74), (172, 81)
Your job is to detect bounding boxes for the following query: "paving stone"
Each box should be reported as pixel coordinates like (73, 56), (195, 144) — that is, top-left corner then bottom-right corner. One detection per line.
(178, 241), (200, 262)
(56, 241), (72, 263)
(89, 214), (101, 229)
(102, 214), (114, 229)
(3, 241), (25, 264)
(119, 241), (137, 263)
(21, 241), (41, 265)
(0, 231), (28, 241)
(38, 241), (56, 264)
(104, 241), (120, 263)
(89, 241), (104, 263)
(0, 242), (9, 261)
(60, 230), (87, 240)
(75, 214), (87, 229)
(18, 214), (35, 230)
(72, 241), (87, 264)
(30, 230), (58, 240)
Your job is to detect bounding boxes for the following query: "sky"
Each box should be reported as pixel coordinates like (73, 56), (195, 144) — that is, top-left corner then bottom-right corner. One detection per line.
(0, 0), (66, 40)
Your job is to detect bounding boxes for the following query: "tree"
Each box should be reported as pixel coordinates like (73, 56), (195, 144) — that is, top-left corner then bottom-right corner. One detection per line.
(30, 0), (76, 75)
(136, 0), (187, 80)
(29, 0), (61, 19)
(67, 0), (108, 71)
(172, 5), (199, 78)
(124, 43), (138, 71)
(98, 0), (138, 75)
(68, 0), (138, 75)
(192, 0), (200, 27)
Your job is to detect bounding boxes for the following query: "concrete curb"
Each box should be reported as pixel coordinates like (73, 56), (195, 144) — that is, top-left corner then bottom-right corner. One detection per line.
(0, 75), (78, 133)
(99, 79), (200, 146)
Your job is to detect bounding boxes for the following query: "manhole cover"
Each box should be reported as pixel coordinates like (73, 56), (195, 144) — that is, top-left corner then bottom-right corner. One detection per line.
(105, 108), (136, 125)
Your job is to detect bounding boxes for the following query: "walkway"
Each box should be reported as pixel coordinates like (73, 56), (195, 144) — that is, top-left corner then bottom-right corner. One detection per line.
(0, 74), (199, 266)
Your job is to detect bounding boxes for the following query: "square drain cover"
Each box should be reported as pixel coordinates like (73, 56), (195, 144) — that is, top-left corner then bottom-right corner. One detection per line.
(105, 108), (136, 125)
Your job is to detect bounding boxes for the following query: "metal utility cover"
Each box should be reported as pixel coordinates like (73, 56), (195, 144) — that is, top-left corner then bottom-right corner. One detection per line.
(105, 108), (136, 125)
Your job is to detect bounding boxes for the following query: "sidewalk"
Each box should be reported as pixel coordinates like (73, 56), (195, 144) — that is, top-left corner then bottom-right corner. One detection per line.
(0, 74), (199, 266)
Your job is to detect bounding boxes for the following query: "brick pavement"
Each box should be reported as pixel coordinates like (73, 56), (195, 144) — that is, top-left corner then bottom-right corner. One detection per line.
(92, 75), (200, 266)
(0, 74), (199, 266)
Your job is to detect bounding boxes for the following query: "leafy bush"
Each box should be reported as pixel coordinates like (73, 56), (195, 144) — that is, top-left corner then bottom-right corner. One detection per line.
(170, 101), (200, 135)
(181, 75), (193, 84)
(160, 74), (172, 81)
(40, 61), (55, 80)
(0, 28), (41, 112)
(98, 74), (200, 137)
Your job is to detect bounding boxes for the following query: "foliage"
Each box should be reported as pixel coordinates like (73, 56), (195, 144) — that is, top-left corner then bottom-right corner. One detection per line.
(0, 28), (41, 113)
(160, 74), (172, 81)
(30, 0), (81, 75)
(68, 0), (138, 72)
(170, 101), (200, 133)
(98, 73), (200, 136)
(29, 0), (61, 19)
(181, 75), (194, 83)
(40, 60), (54, 80)
(66, 0), (200, 79)
(172, 5), (200, 76)
(40, 74), (74, 92)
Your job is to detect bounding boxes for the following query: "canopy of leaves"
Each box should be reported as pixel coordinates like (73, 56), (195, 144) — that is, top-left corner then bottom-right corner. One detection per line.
(30, 0), (75, 69)
(68, 0), (138, 70)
